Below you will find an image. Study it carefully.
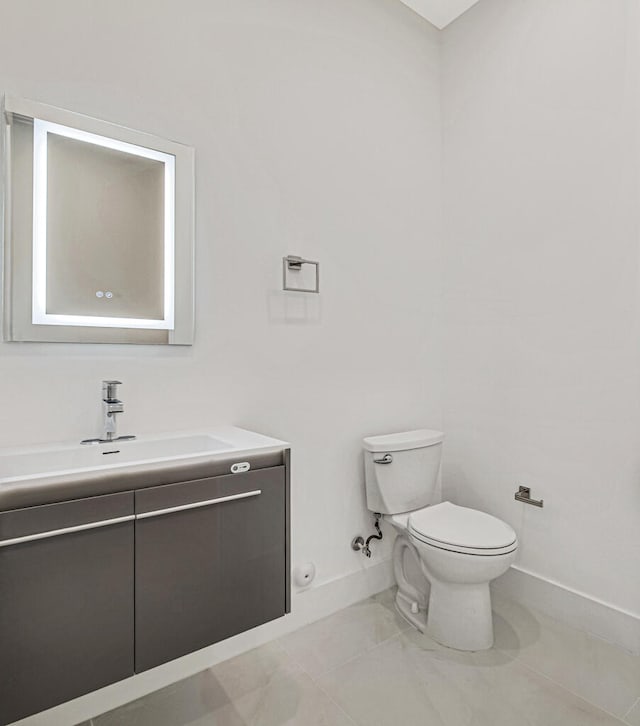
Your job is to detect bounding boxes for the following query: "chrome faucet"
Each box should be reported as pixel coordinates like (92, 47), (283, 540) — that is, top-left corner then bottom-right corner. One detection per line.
(102, 380), (124, 442)
(81, 380), (136, 445)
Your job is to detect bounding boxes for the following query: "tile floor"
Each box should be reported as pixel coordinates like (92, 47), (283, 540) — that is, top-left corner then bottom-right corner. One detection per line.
(85, 589), (640, 726)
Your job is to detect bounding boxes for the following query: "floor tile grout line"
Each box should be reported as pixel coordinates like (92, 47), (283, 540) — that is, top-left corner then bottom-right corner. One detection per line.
(315, 681), (360, 726)
(491, 605), (640, 720)
(305, 631), (406, 684)
(89, 590), (637, 726)
(315, 683), (360, 725)
(232, 642), (360, 726)
(502, 636), (639, 721)
(277, 599), (409, 683)
(282, 626), (404, 684)
(493, 594), (640, 658)
(290, 604), (632, 726)
(512, 656), (629, 724)
(623, 697), (640, 722)
(257, 658), (360, 725)
(298, 621), (628, 726)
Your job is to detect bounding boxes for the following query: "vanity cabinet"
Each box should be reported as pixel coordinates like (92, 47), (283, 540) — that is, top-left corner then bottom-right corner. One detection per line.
(0, 451), (290, 726)
(0, 492), (135, 726)
(134, 466), (287, 671)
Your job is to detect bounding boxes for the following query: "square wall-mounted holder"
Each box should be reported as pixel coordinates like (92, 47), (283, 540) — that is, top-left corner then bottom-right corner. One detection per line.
(282, 255), (319, 293)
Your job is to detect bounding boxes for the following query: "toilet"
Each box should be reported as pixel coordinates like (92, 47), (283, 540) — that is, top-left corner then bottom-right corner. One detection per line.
(363, 429), (517, 651)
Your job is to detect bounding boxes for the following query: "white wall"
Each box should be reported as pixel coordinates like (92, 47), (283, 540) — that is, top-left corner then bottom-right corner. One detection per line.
(4, 0), (635, 666)
(0, 0), (443, 586)
(441, 0), (640, 617)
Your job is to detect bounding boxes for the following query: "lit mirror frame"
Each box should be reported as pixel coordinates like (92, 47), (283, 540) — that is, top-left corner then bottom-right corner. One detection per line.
(1, 95), (195, 345)
(32, 119), (176, 330)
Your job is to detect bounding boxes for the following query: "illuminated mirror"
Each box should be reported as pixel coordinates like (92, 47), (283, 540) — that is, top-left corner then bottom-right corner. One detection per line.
(2, 96), (194, 345)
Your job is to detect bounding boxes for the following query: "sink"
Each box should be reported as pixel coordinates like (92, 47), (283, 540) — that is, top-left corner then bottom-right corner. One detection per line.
(0, 427), (288, 509)
(0, 434), (231, 483)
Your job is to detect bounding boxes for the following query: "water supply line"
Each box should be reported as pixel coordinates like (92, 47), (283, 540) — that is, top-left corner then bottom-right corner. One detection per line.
(351, 513), (383, 558)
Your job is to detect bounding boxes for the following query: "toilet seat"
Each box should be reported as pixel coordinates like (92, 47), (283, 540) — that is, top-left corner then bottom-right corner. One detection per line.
(408, 502), (517, 557)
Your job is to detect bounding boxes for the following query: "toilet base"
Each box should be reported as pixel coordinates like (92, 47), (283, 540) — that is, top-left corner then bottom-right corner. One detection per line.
(391, 534), (429, 632)
(394, 589), (427, 632)
(390, 530), (512, 652)
(426, 579), (493, 651)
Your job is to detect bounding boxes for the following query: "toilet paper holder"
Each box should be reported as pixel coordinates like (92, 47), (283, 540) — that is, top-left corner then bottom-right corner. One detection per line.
(515, 485), (544, 508)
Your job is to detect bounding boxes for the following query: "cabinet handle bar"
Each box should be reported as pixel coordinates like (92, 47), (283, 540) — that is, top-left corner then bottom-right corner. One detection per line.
(136, 489), (262, 520)
(0, 515), (135, 548)
(0, 491), (264, 545)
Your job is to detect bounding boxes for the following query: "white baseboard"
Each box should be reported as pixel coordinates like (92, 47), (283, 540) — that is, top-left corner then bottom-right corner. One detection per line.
(12, 560), (394, 726)
(492, 565), (640, 655)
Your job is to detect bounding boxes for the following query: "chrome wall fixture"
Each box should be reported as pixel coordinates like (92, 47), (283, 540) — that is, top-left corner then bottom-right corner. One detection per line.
(282, 255), (320, 293)
(514, 485), (544, 508)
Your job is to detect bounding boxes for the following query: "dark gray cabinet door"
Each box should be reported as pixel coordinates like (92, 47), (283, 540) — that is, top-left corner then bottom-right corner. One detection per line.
(0, 492), (135, 726)
(135, 466), (286, 672)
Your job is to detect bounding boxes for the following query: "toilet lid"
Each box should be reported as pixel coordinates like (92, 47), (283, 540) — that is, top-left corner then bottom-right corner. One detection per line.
(408, 502), (517, 553)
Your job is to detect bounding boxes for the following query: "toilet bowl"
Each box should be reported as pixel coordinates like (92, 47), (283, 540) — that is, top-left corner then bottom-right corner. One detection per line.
(363, 430), (518, 651)
(408, 502), (516, 650)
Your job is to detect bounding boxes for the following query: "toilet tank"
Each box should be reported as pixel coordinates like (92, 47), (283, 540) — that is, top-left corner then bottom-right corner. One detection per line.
(362, 429), (443, 514)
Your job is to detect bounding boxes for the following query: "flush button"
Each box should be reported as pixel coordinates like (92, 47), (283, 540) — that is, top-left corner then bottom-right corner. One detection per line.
(230, 462), (251, 474)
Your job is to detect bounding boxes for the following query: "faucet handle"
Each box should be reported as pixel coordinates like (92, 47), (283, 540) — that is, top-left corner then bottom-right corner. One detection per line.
(102, 380), (123, 401)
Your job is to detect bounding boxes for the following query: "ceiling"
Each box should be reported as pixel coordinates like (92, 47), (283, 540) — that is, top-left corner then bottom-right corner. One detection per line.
(399, 0), (482, 29)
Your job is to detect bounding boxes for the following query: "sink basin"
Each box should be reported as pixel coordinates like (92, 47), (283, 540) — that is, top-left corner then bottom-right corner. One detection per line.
(0, 434), (231, 483)
(0, 427), (288, 509)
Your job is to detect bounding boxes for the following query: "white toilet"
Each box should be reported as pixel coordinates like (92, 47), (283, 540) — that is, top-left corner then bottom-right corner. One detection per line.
(363, 429), (517, 651)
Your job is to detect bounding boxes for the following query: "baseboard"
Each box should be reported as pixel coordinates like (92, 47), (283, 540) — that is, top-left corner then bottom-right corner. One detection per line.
(492, 564), (640, 655)
(12, 559), (394, 726)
